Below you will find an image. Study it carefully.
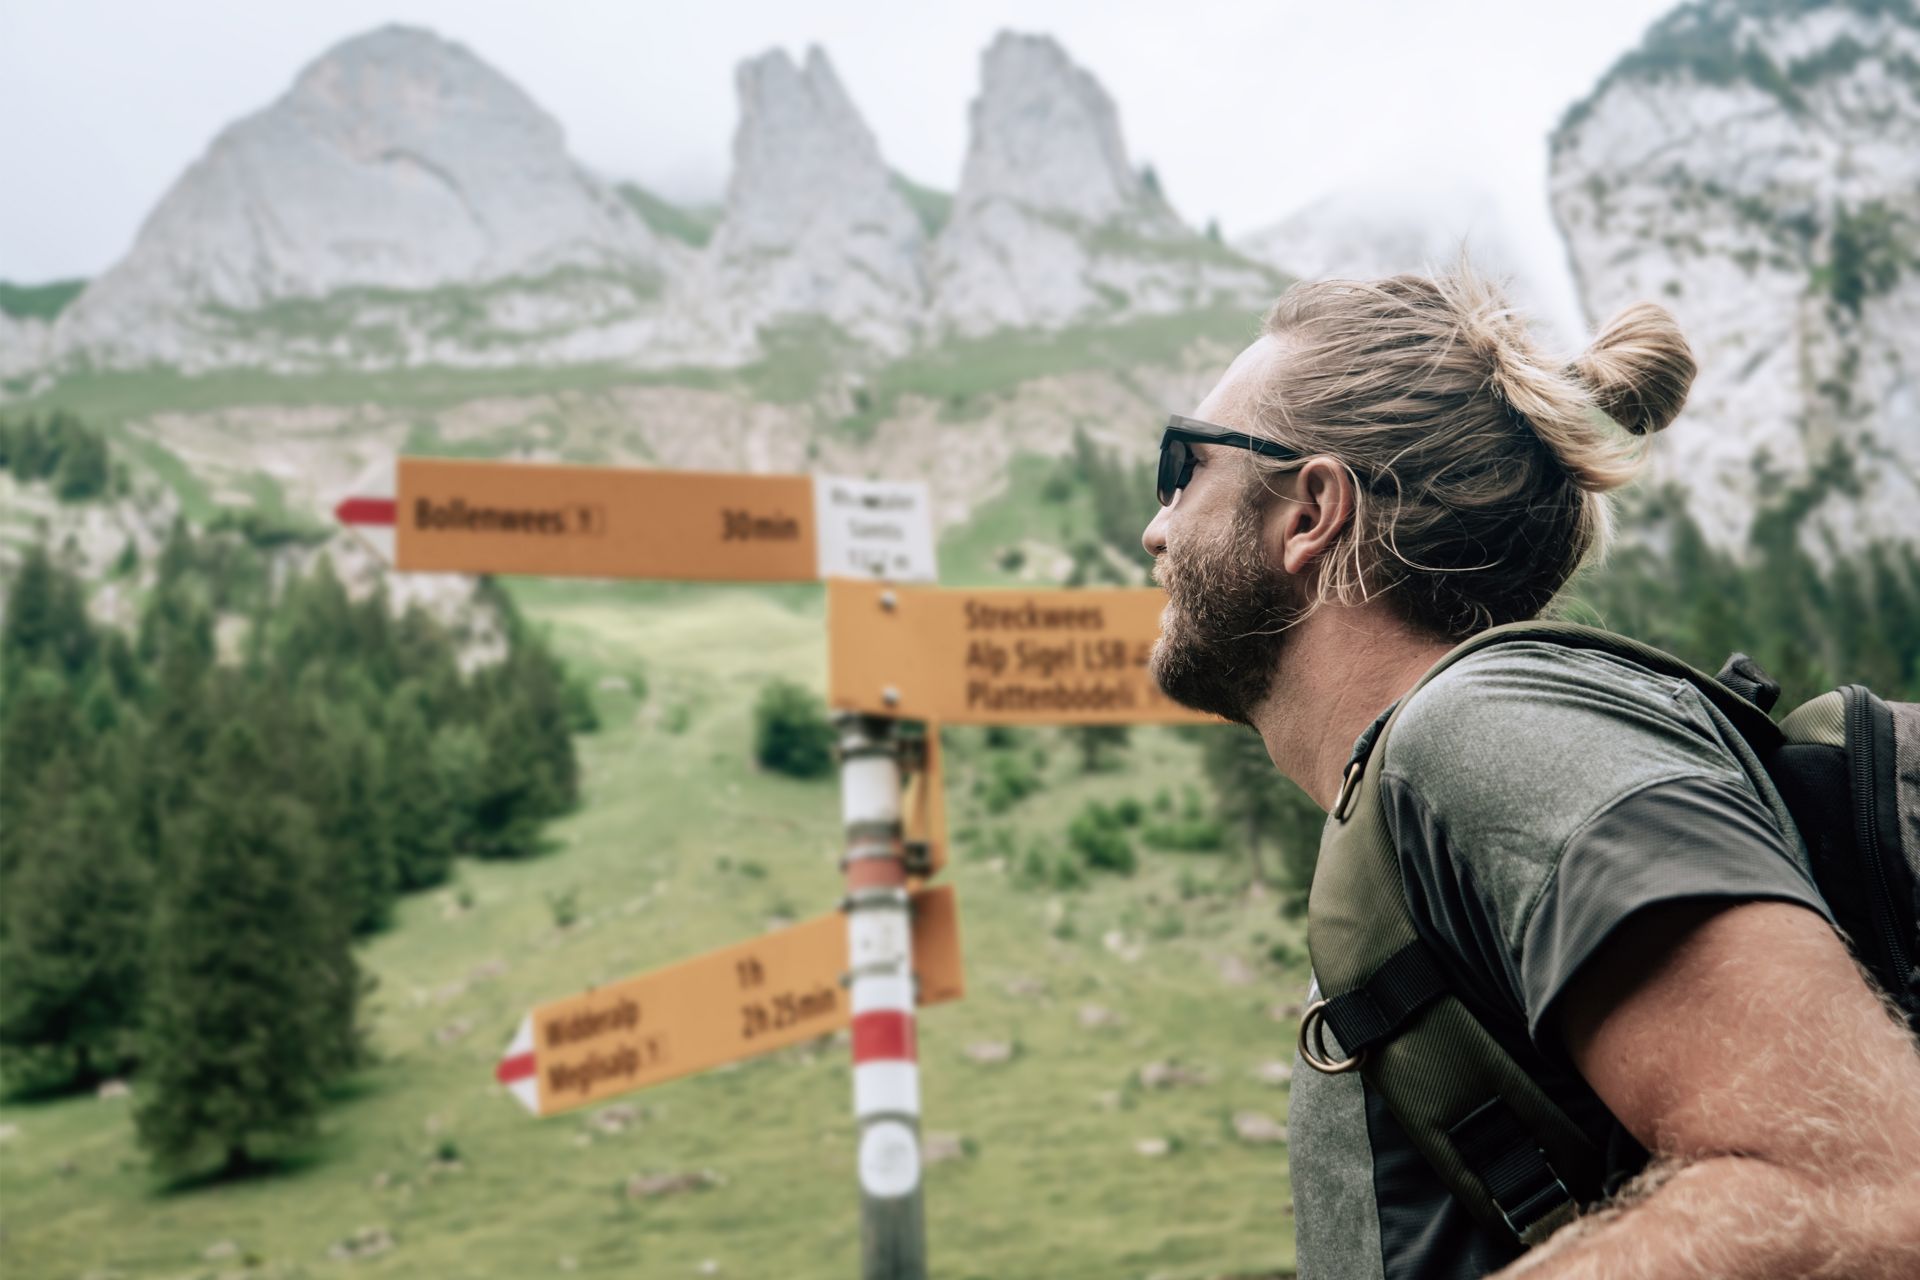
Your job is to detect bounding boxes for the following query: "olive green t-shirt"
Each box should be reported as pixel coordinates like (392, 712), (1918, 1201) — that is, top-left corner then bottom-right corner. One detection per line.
(1288, 642), (1831, 1280)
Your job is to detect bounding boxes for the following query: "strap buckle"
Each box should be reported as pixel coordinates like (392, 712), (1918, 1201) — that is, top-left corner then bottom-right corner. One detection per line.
(1297, 999), (1365, 1074)
(1330, 759), (1365, 822)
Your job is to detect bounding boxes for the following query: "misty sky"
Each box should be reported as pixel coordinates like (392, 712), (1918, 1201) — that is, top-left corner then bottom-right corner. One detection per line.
(2, 0), (1678, 334)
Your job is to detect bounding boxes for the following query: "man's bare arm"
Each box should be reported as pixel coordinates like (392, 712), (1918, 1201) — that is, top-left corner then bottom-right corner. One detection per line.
(1495, 899), (1920, 1279)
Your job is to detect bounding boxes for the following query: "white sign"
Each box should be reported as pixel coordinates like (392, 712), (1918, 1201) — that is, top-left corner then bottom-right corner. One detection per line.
(812, 475), (938, 583)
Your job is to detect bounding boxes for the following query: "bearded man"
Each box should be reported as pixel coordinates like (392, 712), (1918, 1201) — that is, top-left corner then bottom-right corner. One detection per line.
(1140, 269), (1920, 1279)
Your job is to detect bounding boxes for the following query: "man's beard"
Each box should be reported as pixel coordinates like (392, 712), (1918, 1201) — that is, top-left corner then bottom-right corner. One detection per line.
(1148, 490), (1306, 725)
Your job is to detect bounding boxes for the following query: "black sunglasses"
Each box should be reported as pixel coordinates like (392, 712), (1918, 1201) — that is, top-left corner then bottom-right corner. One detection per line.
(1156, 414), (1303, 506)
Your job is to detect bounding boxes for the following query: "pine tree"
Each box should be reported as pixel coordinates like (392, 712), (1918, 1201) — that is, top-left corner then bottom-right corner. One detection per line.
(0, 780), (148, 1085)
(0, 667), (89, 842)
(51, 422), (109, 501)
(2, 543), (96, 682)
(499, 642), (580, 817)
(382, 689), (457, 890)
(1200, 726), (1323, 891)
(135, 721), (359, 1176)
(1067, 724), (1130, 772)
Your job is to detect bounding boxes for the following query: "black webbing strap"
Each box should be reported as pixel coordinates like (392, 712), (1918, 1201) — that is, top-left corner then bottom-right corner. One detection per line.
(1317, 939), (1450, 1056)
(1448, 1098), (1577, 1245)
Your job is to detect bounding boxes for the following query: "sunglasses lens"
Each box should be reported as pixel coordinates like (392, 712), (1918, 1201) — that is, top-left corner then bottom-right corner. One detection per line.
(1157, 437), (1188, 506)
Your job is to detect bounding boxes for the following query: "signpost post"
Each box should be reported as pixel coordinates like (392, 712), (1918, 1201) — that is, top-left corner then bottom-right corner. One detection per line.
(837, 714), (927, 1280)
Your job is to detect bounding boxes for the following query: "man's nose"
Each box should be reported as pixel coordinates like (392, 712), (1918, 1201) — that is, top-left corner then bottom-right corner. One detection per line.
(1142, 499), (1172, 559)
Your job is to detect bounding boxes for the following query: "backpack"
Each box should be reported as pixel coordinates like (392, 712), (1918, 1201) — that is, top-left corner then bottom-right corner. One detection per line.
(1300, 620), (1920, 1247)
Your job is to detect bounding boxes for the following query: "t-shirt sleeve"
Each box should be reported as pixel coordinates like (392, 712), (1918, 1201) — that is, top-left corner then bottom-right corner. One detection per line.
(1378, 643), (1832, 1049)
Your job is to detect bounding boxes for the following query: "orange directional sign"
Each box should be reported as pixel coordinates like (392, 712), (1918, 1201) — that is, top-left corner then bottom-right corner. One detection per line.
(827, 581), (1213, 725)
(384, 458), (937, 582)
(495, 886), (964, 1117)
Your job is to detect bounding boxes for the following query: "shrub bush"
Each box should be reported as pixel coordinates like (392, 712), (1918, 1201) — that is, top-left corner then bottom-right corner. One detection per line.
(1142, 817), (1226, 852)
(1067, 801), (1136, 874)
(977, 752), (1042, 814)
(753, 680), (835, 779)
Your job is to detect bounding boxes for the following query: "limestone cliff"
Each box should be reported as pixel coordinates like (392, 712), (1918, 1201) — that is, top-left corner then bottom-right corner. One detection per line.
(929, 33), (1276, 336)
(701, 47), (926, 355)
(1551, 0), (1920, 552)
(46, 25), (709, 373)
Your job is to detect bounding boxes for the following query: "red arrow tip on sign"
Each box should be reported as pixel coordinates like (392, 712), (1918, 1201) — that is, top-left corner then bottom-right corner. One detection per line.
(335, 497), (396, 527)
(495, 1051), (537, 1085)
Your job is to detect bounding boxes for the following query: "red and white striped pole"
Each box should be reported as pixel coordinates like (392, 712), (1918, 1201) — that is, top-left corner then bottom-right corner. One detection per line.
(836, 712), (926, 1280)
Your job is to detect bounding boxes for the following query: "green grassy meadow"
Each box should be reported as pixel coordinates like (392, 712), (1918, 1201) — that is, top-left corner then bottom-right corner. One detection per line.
(0, 576), (1306, 1280)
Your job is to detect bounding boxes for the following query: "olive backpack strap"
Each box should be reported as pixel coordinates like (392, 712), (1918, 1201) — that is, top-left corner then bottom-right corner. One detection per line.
(1301, 619), (1781, 1247)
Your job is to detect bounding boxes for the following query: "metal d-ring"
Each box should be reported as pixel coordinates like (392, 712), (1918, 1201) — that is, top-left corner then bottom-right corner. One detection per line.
(1297, 998), (1365, 1074)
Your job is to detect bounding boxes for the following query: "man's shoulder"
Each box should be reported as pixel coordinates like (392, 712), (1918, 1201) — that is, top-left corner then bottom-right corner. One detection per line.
(1379, 638), (1744, 823)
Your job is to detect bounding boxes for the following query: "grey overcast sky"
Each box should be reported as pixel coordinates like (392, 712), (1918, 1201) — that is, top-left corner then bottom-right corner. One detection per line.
(1, 0), (1677, 331)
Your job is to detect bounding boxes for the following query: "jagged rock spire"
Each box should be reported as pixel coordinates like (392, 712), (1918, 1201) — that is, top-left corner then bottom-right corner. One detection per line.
(703, 46), (925, 353)
(929, 32), (1271, 336)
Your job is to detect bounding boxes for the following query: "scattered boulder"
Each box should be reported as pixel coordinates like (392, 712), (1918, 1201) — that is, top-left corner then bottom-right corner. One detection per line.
(1137, 1060), (1209, 1090)
(1092, 1090), (1123, 1112)
(469, 959), (508, 983)
(1134, 1137), (1171, 1158)
(590, 1104), (642, 1135)
(923, 1132), (969, 1165)
(0, 1123), (18, 1145)
(696, 1262), (721, 1277)
(368, 1170), (392, 1190)
(1002, 975), (1047, 999)
(96, 1079), (131, 1100)
(596, 675), (630, 693)
(558, 1255), (580, 1273)
(1077, 1003), (1119, 1030)
(1232, 1111), (1288, 1146)
(962, 1040), (1014, 1065)
(1102, 930), (1143, 963)
(1255, 1061), (1294, 1087)
(327, 1226), (396, 1262)
(434, 1018), (474, 1045)
(625, 1170), (722, 1200)
(1216, 954), (1257, 987)
(202, 1240), (240, 1262)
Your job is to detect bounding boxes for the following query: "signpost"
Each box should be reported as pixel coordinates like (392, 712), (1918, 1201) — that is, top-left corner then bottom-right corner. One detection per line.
(335, 458), (938, 583)
(349, 453), (1209, 1280)
(494, 886), (963, 1118)
(826, 579), (1213, 725)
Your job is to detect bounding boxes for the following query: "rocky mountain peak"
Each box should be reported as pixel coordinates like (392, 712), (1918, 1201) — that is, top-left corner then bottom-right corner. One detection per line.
(45, 23), (687, 374)
(1550, 0), (1920, 554)
(953, 32), (1156, 226)
(930, 31), (1272, 337)
(703, 46), (925, 352)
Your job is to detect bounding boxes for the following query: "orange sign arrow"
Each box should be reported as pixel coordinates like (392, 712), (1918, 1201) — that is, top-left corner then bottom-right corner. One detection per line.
(382, 458), (937, 582)
(495, 886), (964, 1117)
(827, 580), (1213, 725)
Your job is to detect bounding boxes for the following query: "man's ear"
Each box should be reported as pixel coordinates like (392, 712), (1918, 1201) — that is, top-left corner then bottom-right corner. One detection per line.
(1271, 457), (1356, 577)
